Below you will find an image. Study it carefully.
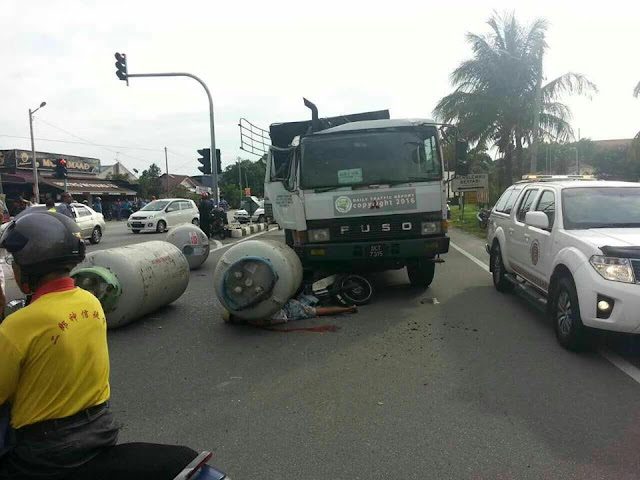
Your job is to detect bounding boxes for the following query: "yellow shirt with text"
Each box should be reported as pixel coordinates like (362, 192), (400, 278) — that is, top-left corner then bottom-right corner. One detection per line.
(0, 286), (110, 429)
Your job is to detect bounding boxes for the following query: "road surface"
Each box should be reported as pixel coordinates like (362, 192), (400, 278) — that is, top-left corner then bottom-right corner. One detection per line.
(73, 224), (640, 480)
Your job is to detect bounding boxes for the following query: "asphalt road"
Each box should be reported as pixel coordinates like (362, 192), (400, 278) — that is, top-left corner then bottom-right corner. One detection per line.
(83, 224), (640, 479)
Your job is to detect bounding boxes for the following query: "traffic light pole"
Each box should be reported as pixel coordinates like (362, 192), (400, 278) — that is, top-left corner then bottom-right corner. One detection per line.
(126, 72), (219, 202)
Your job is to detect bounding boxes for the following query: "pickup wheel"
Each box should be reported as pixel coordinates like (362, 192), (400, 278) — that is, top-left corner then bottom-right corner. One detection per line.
(551, 276), (590, 351)
(491, 243), (515, 293)
(407, 259), (435, 288)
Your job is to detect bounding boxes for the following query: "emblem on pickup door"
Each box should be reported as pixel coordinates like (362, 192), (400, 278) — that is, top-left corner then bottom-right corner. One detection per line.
(531, 239), (540, 265)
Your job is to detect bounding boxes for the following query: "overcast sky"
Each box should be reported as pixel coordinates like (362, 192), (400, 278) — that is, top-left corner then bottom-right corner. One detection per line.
(1, 0), (638, 177)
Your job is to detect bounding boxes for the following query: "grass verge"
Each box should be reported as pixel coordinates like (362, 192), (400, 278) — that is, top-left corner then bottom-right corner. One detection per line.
(449, 204), (487, 239)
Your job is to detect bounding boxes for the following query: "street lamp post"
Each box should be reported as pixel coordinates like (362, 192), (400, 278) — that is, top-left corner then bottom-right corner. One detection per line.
(28, 101), (47, 201)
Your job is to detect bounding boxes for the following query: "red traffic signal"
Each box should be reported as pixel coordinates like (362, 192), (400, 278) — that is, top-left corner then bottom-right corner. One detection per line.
(55, 158), (68, 179)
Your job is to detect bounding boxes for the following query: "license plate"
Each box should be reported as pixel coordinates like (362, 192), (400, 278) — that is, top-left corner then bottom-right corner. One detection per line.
(367, 244), (386, 257)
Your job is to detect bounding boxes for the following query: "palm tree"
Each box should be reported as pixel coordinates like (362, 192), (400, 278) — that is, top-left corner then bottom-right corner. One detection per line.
(434, 12), (597, 184)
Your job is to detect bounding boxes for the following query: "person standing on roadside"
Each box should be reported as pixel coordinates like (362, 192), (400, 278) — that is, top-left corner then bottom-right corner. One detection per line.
(93, 197), (102, 213)
(199, 193), (213, 238)
(56, 192), (74, 219)
(114, 199), (122, 221)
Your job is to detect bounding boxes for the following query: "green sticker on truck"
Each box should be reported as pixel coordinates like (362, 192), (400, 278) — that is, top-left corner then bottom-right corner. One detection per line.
(337, 168), (363, 184)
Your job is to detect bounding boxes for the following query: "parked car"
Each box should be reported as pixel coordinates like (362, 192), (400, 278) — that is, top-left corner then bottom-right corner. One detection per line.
(127, 198), (199, 233)
(12, 203), (106, 244)
(486, 175), (640, 350)
(233, 209), (251, 223)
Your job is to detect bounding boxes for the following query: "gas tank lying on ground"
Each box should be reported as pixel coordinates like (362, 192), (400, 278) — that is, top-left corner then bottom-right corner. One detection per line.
(71, 241), (190, 328)
(213, 239), (303, 322)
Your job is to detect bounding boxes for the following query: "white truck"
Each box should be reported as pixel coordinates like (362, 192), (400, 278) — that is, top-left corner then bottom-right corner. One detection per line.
(487, 175), (640, 350)
(264, 100), (454, 287)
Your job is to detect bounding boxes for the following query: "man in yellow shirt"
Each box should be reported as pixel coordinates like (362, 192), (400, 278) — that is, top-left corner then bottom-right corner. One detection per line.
(0, 212), (118, 479)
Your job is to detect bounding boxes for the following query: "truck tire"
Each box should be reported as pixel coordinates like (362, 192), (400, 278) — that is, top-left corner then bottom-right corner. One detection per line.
(491, 243), (515, 293)
(407, 260), (435, 288)
(551, 276), (590, 351)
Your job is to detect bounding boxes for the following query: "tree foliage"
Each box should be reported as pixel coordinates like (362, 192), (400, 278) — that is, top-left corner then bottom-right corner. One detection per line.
(137, 163), (163, 199)
(434, 11), (597, 187)
(219, 157), (266, 207)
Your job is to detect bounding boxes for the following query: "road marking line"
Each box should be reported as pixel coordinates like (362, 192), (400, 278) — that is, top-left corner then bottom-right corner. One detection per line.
(598, 349), (640, 385)
(450, 239), (640, 386)
(450, 242), (490, 273)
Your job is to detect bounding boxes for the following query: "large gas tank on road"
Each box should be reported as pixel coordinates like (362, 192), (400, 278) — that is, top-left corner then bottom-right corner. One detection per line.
(71, 241), (190, 328)
(213, 239), (303, 321)
(165, 224), (210, 269)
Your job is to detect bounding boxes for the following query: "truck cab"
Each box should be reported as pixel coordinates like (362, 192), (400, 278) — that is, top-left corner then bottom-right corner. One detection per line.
(265, 117), (451, 287)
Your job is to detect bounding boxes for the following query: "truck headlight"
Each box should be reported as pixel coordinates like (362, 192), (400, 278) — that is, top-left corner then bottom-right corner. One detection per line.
(421, 222), (440, 235)
(308, 228), (330, 242)
(589, 256), (635, 283)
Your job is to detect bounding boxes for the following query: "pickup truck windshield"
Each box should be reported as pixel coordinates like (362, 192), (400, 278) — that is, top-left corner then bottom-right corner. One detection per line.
(300, 128), (441, 189)
(562, 187), (640, 229)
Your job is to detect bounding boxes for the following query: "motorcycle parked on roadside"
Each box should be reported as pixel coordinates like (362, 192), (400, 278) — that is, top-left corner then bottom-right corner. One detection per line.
(477, 208), (490, 229)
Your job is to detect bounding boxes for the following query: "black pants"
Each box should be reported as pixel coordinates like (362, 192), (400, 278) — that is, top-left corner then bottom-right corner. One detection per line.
(66, 442), (199, 480)
(0, 403), (119, 480)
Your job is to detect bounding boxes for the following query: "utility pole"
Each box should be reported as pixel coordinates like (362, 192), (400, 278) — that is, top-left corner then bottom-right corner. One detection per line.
(237, 158), (242, 192)
(529, 49), (544, 174)
(28, 101), (47, 200)
(165, 147), (170, 196)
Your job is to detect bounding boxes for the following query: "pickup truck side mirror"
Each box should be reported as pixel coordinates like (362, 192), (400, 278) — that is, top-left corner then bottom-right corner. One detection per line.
(525, 211), (549, 230)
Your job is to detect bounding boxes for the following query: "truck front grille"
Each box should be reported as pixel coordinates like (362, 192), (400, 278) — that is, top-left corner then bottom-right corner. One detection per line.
(306, 212), (442, 243)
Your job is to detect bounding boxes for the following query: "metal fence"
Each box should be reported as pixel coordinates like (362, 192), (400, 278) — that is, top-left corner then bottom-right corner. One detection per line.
(238, 118), (270, 157)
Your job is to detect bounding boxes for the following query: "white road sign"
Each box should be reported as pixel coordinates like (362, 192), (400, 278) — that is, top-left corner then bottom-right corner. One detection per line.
(452, 174), (489, 193)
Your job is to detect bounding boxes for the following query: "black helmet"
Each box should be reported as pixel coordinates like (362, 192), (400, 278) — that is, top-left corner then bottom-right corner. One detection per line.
(0, 211), (85, 275)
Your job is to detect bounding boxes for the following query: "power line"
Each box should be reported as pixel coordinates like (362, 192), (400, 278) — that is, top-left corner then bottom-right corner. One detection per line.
(31, 117), (156, 166)
(0, 134), (163, 152)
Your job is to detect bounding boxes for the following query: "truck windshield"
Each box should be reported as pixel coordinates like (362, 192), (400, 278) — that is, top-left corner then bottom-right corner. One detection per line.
(300, 128), (441, 189)
(562, 187), (640, 229)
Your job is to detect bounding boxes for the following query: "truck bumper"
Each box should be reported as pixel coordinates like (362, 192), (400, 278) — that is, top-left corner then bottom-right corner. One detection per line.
(295, 236), (450, 269)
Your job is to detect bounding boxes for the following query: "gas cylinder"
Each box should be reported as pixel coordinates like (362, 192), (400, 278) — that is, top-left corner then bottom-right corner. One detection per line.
(213, 239), (303, 321)
(71, 241), (190, 328)
(165, 224), (210, 269)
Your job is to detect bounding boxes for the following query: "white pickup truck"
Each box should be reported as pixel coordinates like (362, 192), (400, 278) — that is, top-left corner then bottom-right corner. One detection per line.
(486, 175), (640, 350)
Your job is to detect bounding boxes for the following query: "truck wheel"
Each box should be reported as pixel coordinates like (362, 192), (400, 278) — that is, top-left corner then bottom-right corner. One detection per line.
(407, 260), (435, 288)
(491, 243), (514, 293)
(551, 276), (590, 351)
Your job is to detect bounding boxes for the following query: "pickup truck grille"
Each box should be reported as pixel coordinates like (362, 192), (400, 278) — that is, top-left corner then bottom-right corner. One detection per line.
(306, 212), (443, 243)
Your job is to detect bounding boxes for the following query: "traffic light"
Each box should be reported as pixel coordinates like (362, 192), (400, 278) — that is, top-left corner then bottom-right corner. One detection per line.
(197, 148), (211, 174)
(215, 149), (222, 174)
(114, 52), (129, 85)
(54, 158), (68, 179)
(455, 139), (469, 176)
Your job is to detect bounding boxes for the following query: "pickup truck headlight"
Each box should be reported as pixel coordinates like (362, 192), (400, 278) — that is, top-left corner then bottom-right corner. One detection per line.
(308, 228), (330, 242)
(589, 255), (635, 283)
(421, 222), (440, 235)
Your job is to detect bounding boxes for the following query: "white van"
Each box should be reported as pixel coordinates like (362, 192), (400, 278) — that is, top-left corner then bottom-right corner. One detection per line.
(127, 198), (199, 233)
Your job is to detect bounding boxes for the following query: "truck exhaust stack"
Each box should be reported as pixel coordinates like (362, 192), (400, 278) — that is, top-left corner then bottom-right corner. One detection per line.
(303, 97), (320, 133)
